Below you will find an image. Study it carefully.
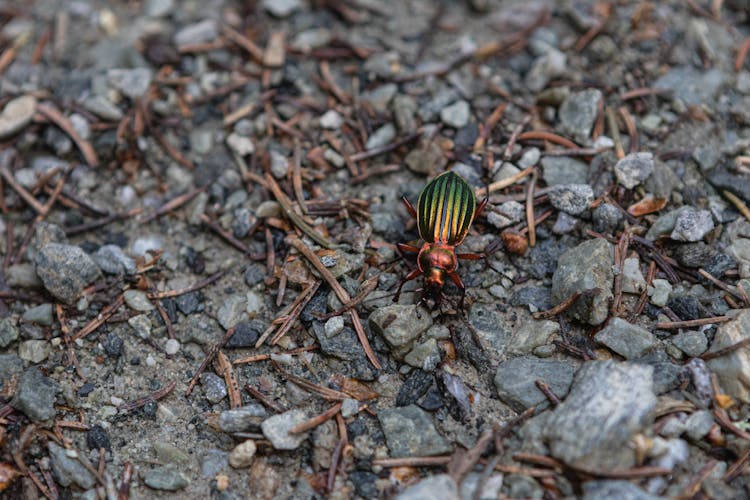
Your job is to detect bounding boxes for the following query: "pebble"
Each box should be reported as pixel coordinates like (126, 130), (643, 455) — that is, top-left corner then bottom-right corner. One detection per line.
(145, 0), (173, 17)
(405, 143), (444, 175)
(705, 309), (750, 402)
(261, 409), (309, 450)
(460, 472), (503, 500)
(646, 207), (692, 240)
(649, 279), (672, 307)
(594, 318), (655, 359)
(164, 338), (180, 355)
(174, 291), (203, 316)
(143, 465), (190, 491)
(128, 314), (151, 338)
(93, 245), (136, 274)
(392, 94), (418, 132)
(519, 147), (541, 168)
(404, 338), (441, 371)
(87, 425), (111, 451)
(48, 442), (96, 489)
(654, 66), (725, 106)
(494, 356), (577, 411)
(507, 320), (559, 355)
(324, 316), (344, 337)
(229, 440), (257, 468)
(219, 405), (267, 432)
(107, 67), (153, 99)
(509, 287), (552, 312)
(525, 49), (566, 92)
(262, 0), (302, 18)
(226, 132), (255, 156)
(621, 258), (647, 294)
(378, 405), (451, 457)
(269, 150), (289, 178)
(368, 304), (433, 350)
(201, 372), (227, 403)
(487, 200), (524, 229)
(290, 28), (332, 52)
(396, 474), (459, 500)
(559, 89), (602, 141)
(34, 243), (101, 304)
(614, 152), (654, 189)
(468, 303), (511, 353)
(6, 263), (42, 289)
(365, 123), (396, 150)
(551, 238), (614, 325)
(341, 398), (359, 418)
(548, 184), (594, 215)
(173, 19), (218, 48)
(0, 95), (37, 139)
(124, 289), (154, 311)
(217, 294), (247, 329)
(102, 332), (124, 357)
(323, 148), (345, 168)
(583, 480), (661, 500)
(684, 410), (715, 440)
(674, 242), (714, 268)
(396, 370), (433, 407)
(319, 110), (343, 129)
(225, 320), (263, 348)
(506, 474), (543, 499)
(18, 339), (51, 363)
(540, 156), (589, 185)
(83, 95), (123, 121)
(0, 317), (19, 348)
(552, 211), (579, 234)
(201, 449), (228, 478)
(671, 209), (714, 242)
(440, 100), (471, 128)
(544, 361), (656, 469)
(11, 367), (58, 421)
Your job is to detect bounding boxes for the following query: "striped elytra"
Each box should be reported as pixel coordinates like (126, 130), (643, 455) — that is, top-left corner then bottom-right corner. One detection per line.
(416, 171), (477, 245)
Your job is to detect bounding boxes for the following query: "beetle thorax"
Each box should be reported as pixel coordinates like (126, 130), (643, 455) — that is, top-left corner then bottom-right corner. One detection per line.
(418, 243), (457, 281)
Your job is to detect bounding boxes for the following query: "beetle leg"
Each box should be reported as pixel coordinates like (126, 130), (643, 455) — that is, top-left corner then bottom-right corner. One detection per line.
(401, 195), (418, 219)
(457, 252), (484, 260)
(393, 268), (422, 303)
(473, 197), (489, 222)
(447, 271), (466, 309)
(397, 243), (420, 254)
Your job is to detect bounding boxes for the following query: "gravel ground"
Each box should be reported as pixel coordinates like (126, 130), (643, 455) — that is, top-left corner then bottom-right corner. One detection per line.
(1, 0), (750, 499)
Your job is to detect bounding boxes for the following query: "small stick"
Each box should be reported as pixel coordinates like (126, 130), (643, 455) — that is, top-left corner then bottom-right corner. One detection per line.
(290, 402), (342, 434)
(678, 460), (718, 498)
(349, 131), (420, 162)
(605, 107), (625, 159)
(569, 464), (671, 479)
(71, 294), (125, 341)
(713, 408), (750, 442)
(656, 316), (731, 330)
(618, 106), (638, 153)
(287, 236), (381, 368)
(272, 362), (350, 401)
(327, 436), (345, 493)
(701, 335), (750, 361)
(533, 291), (583, 320)
(0, 165), (46, 213)
(722, 189), (750, 222)
(221, 24), (263, 61)
(254, 281), (320, 348)
(153, 298), (176, 340)
(222, 90), (276, 126)
(118, 380), (176, 412)
(525, 169), (537, 247)
(475, 166), (534, 198)
(503, 115), (533, 161)
(554, 340), (593, 360)
(535, 379), (561, 406)
(350, 163), (401, 184)
(147, 269), (226, 299)
(698, 268), (747, 304)
(317, 276), (378, 320)
(291, 140), (307, 214)
(117, 462), (133, 500)
(319, 60), (350, 104)
(629, 260), (656, 322)
(56, 304), (86, 380)
(245, 384), (286, 413)
(620, 87), (672, 100)
(141, 187), (204, 223)
(36, 103), (99, 166)
(724, 446), (750, 482)
(736, 35), (750, 72)
(473, 102), (507, 151)
(518, 131), (579, 149)
(185, 327), (237, 396)
(200, 214), (265, 260)
(215, 351), (242, 409)
(65, 209), (142, 236)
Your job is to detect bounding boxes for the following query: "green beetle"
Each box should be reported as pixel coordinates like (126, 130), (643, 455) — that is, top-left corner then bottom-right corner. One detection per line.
(395, 171), (487, 307)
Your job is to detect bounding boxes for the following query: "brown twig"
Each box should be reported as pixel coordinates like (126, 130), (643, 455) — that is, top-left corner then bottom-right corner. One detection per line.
(518, 131), (579, 149)
(701, 335), (750, 361)
(534, 379), (561, 406)
(272, 362), (351, 400)
(147, 269), (226, 299)
(215, 351), (242, 409)
(185, 326), (237, 397)
(141, 187), (205, 223)
(349, 131), (420, 162)
(606, 106), (625, 159)
(722, 189), (750, 222)
(245, 384), (286, 413)
(473, 102), (507, 152)
(35, 102), (99, 166)
(253, 281), (320, 348)
(475, 166), (534, 198)
(221, 24), (263, 61)
(71, 294), (125, 341)
(118, 380), (176, 412)
(117, 462), (133, 500)
(200, 214), (265, 260)
(0, 165), (46, 213)
(736, 35), (750, 72)
(525, 169), (537, 247)
(317, 276), (378, 320)
(617, 106), (638, 154)
(656, 316), (731, 330)
(290, 402), (342, 434)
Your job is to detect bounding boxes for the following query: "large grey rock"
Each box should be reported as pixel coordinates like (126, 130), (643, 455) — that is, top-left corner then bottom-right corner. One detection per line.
(396, 474), (459, 500)
(706, 309), (750, 402)
(34, 243), (101, 304)
(525, 49), (566, 92)
(559, 89), (602, 141)
(469, 303), (511, 353)
(594, 318), (655, 359)
(551, 238), (614, 325)
(378, 405), (451, 457)
(671, 209), (714, 242)
(653, 66), (725, 106)
(11, 368), (59, 421)
(541, 156), (588, 185)
(261, 409), (309, 450)
(543, 361), (656, 469)
(48, 442), (96, 489)
(494, 356), (577, 411)
(614, 152), (654, 189)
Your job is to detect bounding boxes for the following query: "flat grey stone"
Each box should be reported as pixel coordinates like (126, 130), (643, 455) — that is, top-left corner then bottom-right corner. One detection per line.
(143, 465), (190, 491)
(706, 309), (750, 402)
(34, 243), (101, 304)
(396, 474), (459, 500)
(494, 356), (577, 412)
(594, 318), (655, 359)
(48, 442), (96, 489)
(261, 409), (309, 450)
(378, 405), (451, 457)
(11, 368), (59, 421)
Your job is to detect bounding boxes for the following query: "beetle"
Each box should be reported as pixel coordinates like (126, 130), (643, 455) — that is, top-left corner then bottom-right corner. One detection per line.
(394, 171), (487, 308)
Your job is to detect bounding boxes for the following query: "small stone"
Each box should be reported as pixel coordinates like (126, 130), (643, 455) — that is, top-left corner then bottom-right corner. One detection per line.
(174, 19), (218, 48)
(674, 242), (714, 268)
(164, 339), (180, 355)
(128, 314), (151, 338)
(552, 211), (579, 234)
(366, 123), (396, 150)
(551, 238), (614, 325)
(217, 294), (247, 329)
(506, 474), (543, 499)
(614, 152), (654, 189)
(153, 441), (190, 465)
(738, 71), (750, 94)
(396, 474), (459, 500)
(143, 465), (190, 491)
(621, 258), (647, 294)
(649, 279), (672, 307)
(460, 472), (503, 500)
(201, 372), (227, 404)
(583, 480), (662, 500)
(507, 320), (559, 355)
(653, 66), (725, 106)
(262, 409), (309, 450)
(369, 304), (433, 351)
(324, 316), (344, 337)
(404, 338), (441, 371)
(18, 340), (51, 363)
(269, 150), (289, 178)
(102, 333), (124, 357)
(262, 0), (301, 18)
(82, 95), (123, 121)
(11, 368), (58, 421)
(440, 100), (471, 128)
(87, 425), (111, 451)
(124, 289), (154, 311)
(671, 330), (708, 358)
(378, 405), (451, 457)
(108, 68), (153, 99)
(341, 398), (359, 418)
(405, 143), (445, 175)
(6, 263), (42, 288)
(226, 132), (255, 156)
(219, 405), (267, 432)
(487, 200), (524, 229)
(93, 245), (136, 274)
(34, 243), (101, 304)
(544, 361), (656, 469)
(643, 206), (693, 239)
(594, 318), (655, 359)
(229, 440), (257, 468)
(48, 442), (96, 489)
(494, 356), (577, 412)
(671, 210), (714, 242)
(541, 156), (589, 185)
(525, 49), (566, 92)
(201, 450), (229, 478)
(290, 28), (332, 52)
(0, 317), (19, 348)
(246, 290), (264, 316)
(392, 94), (418, 132)
(319, 110), (343, 129)
(706, 310), (750, 402)
(684, 410), (715, 440)
(559, 89), (602, 141)
(145, 0), (174, 17)
(0, 95), (37, 139)
(519, 147), (541, 168)
(548, 184), (594, 215)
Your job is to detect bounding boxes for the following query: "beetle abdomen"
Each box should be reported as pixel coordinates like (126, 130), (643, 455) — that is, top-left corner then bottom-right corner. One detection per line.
(417, 171), (477, 245)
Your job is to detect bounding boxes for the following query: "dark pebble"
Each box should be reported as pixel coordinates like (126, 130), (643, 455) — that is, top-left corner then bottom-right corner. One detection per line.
(349, 471), (379, 499)
(517, 239), (569, 279)
(130, 357), (141, 365)
(183, 247), (205, 274)
(161, 297), (178, 323)
(396, 370), (434, 407)
(143, 400), (158, 418)
(175, 291), (203, 315)
(418, 386), (444, 411)
(300, 287), (328, 323)
(635, 350), (685, 394)
(453, 122), (479, 149)
(704, 253), (736, 278)
(77, 383), (95, 397)
(87, 424), (111, 451)
(509, 287), (552, 311)
(102, 333), (124, 358)
(452, 324), (491, 374)
(346, 416), (367, 439)
(244, 264), (266, 287)
(225, 320), (263, 348)
(673, 242), (714, 268)
(668, 296), (708, 321)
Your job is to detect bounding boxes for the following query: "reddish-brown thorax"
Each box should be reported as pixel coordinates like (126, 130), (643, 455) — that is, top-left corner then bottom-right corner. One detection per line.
(418, 243), (457, 291)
